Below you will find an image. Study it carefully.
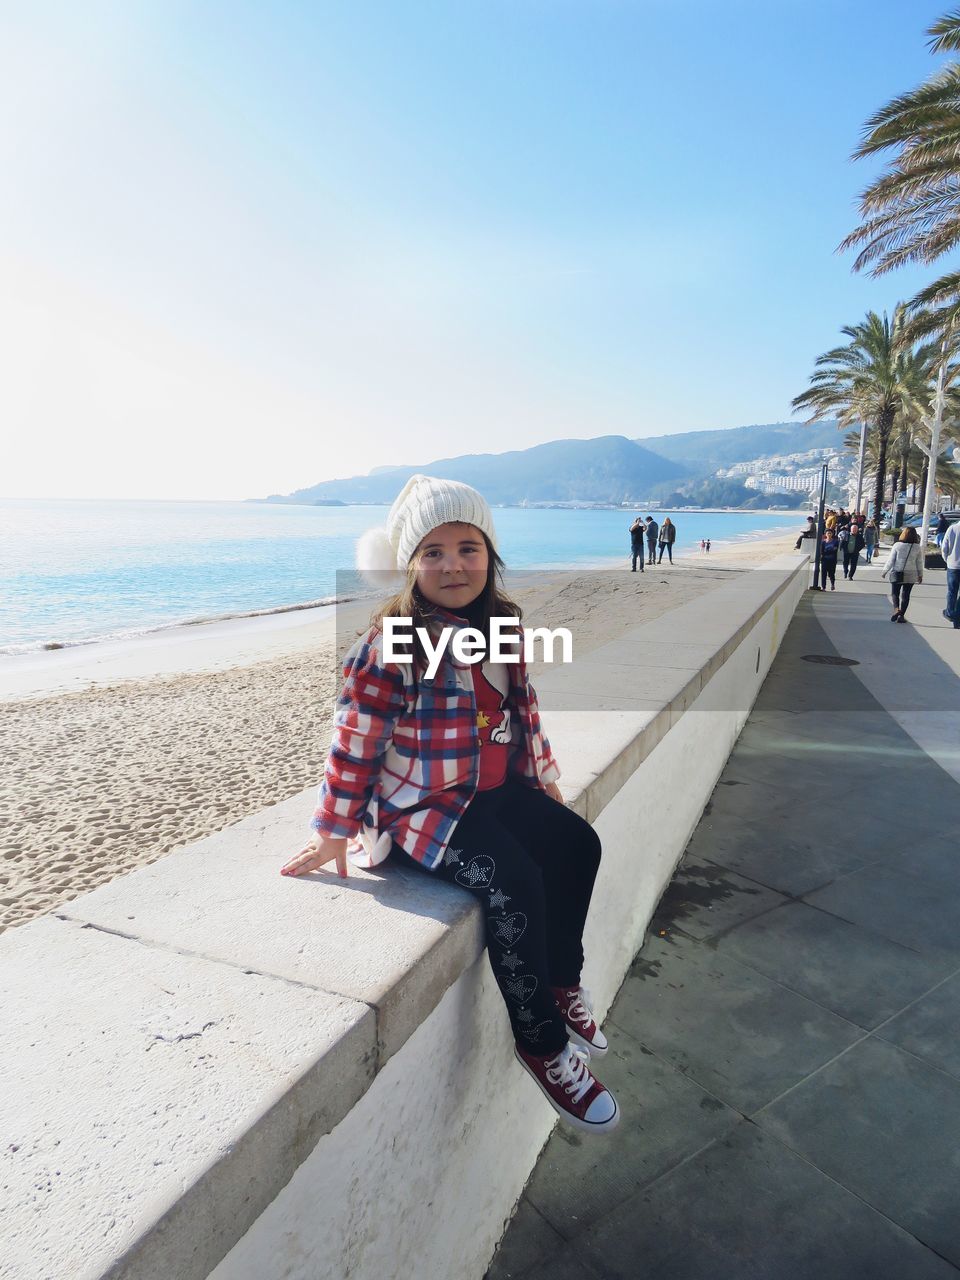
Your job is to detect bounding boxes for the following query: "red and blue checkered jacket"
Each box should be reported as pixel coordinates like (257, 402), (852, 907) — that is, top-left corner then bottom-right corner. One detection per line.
(311, 615), (561, 869)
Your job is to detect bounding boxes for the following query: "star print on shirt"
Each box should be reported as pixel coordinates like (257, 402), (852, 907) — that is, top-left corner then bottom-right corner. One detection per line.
(443, 846), (462, 867)
(488, 888), (511, 911)
(517, 1008), (534, 1023)
(499, 952), (522, 973)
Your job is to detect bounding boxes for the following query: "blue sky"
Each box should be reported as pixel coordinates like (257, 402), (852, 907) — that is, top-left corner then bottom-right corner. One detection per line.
(1, 0), (950, 500)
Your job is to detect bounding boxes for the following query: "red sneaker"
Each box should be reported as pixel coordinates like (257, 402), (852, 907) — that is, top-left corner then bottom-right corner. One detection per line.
(515, 1042), (620, 1134)
(551, 985), (608, 1056)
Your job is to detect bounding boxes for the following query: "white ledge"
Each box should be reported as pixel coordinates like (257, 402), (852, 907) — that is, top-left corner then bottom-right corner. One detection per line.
(1, 555), (807, 1280)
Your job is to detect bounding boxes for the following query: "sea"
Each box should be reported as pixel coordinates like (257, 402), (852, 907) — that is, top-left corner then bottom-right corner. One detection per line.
(0, 499), (805, 655)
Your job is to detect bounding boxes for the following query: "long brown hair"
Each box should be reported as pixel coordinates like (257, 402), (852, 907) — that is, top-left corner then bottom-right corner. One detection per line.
(899, 527), (919, 544)
(371, 530), (522, 678)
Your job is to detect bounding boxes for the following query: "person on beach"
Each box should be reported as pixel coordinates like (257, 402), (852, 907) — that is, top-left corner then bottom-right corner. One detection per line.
(658, 518), (676, 564)
(629, 516), (646, 572)
(820, 529), (839, 591)
(699, 539), (706, 554)
(941, 519), (960, 628)
(864, 519), (878, 564)
(845, 523), (865, 580)
(280, 475), (619, 1134)
(881, 526), (923, 623)
(705, 538), (711, 554)
(645, 516), (659, 565)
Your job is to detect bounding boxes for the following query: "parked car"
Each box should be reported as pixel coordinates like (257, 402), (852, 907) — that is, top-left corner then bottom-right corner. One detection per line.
(881, 509), (959, 532)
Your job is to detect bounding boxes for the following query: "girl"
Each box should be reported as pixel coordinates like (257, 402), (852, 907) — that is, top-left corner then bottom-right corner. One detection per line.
(882, 526), (923, 622)
(281, 475), (619, 1135)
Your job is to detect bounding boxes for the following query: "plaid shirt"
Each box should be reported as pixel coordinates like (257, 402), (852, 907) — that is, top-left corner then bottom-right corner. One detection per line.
(311, 614), (561, 869)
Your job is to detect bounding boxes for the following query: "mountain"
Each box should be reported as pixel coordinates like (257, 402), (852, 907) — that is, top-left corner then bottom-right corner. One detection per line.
(265, 436), (688, 506)
(636, 420), (842, 473)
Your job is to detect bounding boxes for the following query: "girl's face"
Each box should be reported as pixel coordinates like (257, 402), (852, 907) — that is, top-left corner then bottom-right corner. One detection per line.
(414, 522), (489, 609)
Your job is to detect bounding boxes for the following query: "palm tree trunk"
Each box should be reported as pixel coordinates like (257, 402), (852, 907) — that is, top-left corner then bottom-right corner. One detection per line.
(874, 410), (894, 522)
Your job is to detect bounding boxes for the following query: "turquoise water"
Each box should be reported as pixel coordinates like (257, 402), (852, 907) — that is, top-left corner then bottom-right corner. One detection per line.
(0, 499), (803, 653)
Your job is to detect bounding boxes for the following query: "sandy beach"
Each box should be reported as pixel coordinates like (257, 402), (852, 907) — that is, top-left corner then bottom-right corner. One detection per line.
(1, 531), (797, 934)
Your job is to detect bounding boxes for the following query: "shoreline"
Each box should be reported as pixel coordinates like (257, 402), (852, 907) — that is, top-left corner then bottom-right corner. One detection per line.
(0, 529), (798, 702)
(1, 536), (796, 935)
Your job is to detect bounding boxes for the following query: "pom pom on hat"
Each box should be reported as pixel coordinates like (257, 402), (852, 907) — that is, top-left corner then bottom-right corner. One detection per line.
(355, 474), (498, 585)
(355, 526), (404, 589)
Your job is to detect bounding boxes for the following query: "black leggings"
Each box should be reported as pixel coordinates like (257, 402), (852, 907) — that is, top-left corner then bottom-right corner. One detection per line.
(393, 781), (601, 1056)
(892, 582), (914, 616)
(821, 557), (837, 589)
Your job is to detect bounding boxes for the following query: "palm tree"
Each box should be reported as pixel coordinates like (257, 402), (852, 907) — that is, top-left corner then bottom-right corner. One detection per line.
(839, 13), (960, 288)
(792, 308), (936, 521)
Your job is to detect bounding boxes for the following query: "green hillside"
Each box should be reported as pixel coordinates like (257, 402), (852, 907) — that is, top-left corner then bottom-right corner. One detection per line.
(267, 436), (688, 506)
(637, 420), (843, 473)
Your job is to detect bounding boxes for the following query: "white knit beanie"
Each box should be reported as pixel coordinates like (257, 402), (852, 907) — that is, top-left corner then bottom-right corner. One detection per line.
(356, 474), (498, 582)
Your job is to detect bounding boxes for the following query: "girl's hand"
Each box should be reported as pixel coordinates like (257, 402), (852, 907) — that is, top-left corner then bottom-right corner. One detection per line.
(281, 834), (348, 879)
(544, 781), (564, 805)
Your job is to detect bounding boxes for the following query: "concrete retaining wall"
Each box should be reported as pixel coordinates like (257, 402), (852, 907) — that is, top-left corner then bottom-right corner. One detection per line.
(1, 556), (806, 1280)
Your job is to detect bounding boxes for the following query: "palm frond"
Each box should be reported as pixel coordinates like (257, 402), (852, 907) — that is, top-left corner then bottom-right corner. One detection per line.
(929, 11), (960, 53)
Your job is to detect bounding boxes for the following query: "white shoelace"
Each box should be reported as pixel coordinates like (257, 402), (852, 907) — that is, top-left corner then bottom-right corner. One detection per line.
(545, 1044), (593, 1103)
(565, 986), (594, 1030)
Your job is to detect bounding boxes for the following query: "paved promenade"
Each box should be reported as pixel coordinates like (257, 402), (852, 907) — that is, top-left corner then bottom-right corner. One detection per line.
(488, 563), (960, 1280)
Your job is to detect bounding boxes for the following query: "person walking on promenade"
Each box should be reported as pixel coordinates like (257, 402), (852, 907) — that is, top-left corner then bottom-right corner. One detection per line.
(864, 518), (878, 564)
(629, 515), (645, 573)
(658, 517), (676, 564)
(820, 529), (839, 591)
(281, 474), (619, 1134)
(882, 526), (924, 623)
(645, 516), (659, 565)
(846, 522), (865, 580)
(837, 523), (851, 577)
(936, 512), (951, 549)
(941, 519), (960, 628)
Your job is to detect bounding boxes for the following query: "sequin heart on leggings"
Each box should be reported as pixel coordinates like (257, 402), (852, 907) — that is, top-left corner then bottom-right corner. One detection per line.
(498, 973), (538, 1004)
(490, 912), (528, 947)
(454, 855), (496, 889)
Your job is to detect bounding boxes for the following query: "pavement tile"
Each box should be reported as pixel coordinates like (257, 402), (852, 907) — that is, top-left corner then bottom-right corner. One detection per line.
(876, 835), (960, 891)
(876, 969), (960, 1081)
(804, 865), (960, 956)
(714, 744), (879, 803)
(578, 1121), (959, 1280)
(757, 1036), (960, 1268)
(713, 900), (959, 1029)
(650, 857), (786, 941)
(741, 708), (916, 748)
(521, 1250), (605, 1280)
(485, 1200), (565, 1280)
(686, 812), (877, 898)
(524, 1032), (738, 1234)
(609, 933), (862, 1114)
